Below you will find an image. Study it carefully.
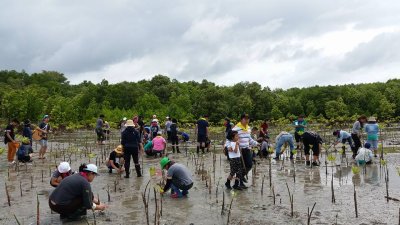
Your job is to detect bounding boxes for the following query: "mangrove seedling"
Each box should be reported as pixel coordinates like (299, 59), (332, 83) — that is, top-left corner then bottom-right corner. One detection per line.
(352, 166), (360, 175)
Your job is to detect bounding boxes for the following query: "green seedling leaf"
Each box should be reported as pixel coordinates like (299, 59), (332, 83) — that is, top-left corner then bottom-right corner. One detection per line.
(327, 154), (336, 162)
(230, 190), (238, 197)
(380, 159), (387, 166)
(88, 153), (96, 159)
(352, 166), (360, 175)
(0, 148), (5, 155)
(338, 149), (344, 155)
(396, 167), (400, 176)
(291, 150), (297, 155)
(267, 148), (274, 154)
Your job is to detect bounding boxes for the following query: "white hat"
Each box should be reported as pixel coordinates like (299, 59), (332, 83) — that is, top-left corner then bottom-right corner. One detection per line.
(58, 162), (71, 173)
(157, 131), (162, 135)
(84, 164), (98, 175)
(153, 115), (157, 118)
(123, 117), (127, 121)
(125, 119), (135, 127)
(368, 117), (376, 122)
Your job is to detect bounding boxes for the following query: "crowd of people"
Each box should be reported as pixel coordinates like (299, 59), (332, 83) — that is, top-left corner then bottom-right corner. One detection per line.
(2, 112), (381, 221)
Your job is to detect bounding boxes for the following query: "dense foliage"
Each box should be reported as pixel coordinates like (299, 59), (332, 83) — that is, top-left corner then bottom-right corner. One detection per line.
(0, 70), (399, 128)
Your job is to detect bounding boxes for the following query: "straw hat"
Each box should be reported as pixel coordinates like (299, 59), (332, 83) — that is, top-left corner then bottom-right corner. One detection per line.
(368, 117), (376, 122)
(114, 145), (123, 154)
(125, 119), (135, 127)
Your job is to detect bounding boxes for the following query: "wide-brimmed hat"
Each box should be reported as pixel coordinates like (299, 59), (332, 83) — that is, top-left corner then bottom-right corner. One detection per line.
(125, 119), (135, 127)
(368, 117), (376, 122)
(114, 145), (123, 154)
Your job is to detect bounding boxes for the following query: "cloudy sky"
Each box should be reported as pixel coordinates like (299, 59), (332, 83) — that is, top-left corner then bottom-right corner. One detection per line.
(1, 0), (399, 89)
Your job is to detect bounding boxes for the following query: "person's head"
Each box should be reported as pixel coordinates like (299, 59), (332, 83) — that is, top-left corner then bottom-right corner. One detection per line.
(251, 127), (258, 134)
(166, 116), (171, 121)
(368, 117), (377, 124)
(332, 130), (339, 136)
(125, 119), (135, 127)
(133, 116), (139, 123)
(58, 162), (71, 174)
(358, 115), (367, 123)
(160, 157), (173, 170)
(172, 118), (177, 123)
(263, 119), (268, 123)
(157, 131), (162, 136)
(24, 119), (31, 127)
(80, 164), (98, 182)
(43, 115), (50, 122)
(153, 115), (157, 119)
(11, 118), (19, 126)
(203, 114), (209, 120)
(364, 143), (371, 149)
(298, 114), (305, 121)
(99, 114), (105, 119)
(114, 145), (124, 156)
(227, 130), (239, 142)
(240, 113), (249, 125)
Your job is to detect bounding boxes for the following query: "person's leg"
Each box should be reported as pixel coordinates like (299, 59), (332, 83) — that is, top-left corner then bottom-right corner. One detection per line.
(124, 151), (131, 178)
(288, 137), (295, 159)
(312, 143), (320, 166)
(170, 183), (182, 197)
(295, 132), (301, 149)
(243, 148), (253, 175)
(133, 149), (142, 177)
(351, 134), (361, 154)
(274, 139), (283, 160)
(41, 140), (48, 159)
(303, 141), (311, 165)
(7, 142), (14, 162)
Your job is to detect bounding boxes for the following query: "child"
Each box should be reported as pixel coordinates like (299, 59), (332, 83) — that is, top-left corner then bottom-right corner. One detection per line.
(224, 131), (245, 190)
(107, 145), (125, 173)
(355, 143), (373, 165)
(152, 131), (167, 157)
(333, 130), (355, 155)
(259, 136), (270, 158)
(17, 138), (34, 163)
(365, 117), (379, 157)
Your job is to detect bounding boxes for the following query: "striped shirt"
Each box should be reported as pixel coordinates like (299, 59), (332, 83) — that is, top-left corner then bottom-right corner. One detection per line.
(232, 125), (258, 149)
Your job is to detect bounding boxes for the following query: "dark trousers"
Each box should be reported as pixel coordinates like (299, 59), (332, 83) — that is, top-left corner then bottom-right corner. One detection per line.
(241, 148), (253, 174)
(49, 198), (86, 216)
(124, 147), (139, 173)
(351, 134), (361, 154)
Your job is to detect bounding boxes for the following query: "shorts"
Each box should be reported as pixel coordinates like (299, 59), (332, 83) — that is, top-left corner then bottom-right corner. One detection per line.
(303, 140), (320, 156)
(367, 140), (378, 150)
(197, 134), (207, 143)
(294, 132), (302, 142)
(39, 139), (48, 147)
(229, 157), (243, 178)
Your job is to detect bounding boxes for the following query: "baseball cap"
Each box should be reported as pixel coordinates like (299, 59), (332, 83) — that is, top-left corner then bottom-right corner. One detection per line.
(58, 162), (71, 173)
(83, 164), (99, 175)
(43, 115), (49, 119)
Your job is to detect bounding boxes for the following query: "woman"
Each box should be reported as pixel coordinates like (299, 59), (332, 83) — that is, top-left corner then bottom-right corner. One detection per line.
(50, 162), (74, 187)
(170, 118), (181, 153)
(351, 115), (367, 158)
(106, 145), (125, 173)
(49, 164), (106, 220)
(121, 119), (143, 178)
(365, 117), (379, 157)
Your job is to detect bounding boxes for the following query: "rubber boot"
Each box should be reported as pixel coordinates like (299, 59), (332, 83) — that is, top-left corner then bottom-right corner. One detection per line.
(172, 146), (176, 153)
(225, 179), (232, 189)
(124, 171), (130, 178)
(176, 146), (181, 153)
(135, 165), (142, 177)
(232, 180), (242, 190)
(196, 146), (200, 154)
(239, 180), (248, 189)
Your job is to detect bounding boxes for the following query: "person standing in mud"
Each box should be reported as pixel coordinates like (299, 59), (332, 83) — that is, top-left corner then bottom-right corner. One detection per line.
(351, 115), (367, 158)
(293, 115), (307, 150)
(121, 119), (143, 178)
(232, 113), (258, 184)
(4, 118), (19, 165)
(165, 116), (172, 142)
(95, 114), (105, 145)
(22, 119), (32, 145)
(170, 118), (181, 153)
(38, 115), (51, 159)
(365, 117), (379, 157)
(49, 164), (106, 221)
(301, 131), (323, 166)
(195, 115), (209, 154)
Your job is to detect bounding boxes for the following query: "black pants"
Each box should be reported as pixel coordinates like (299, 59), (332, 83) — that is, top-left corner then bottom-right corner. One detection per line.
(171, 136), (179, 146)
(167, 131), (172, 142)
(124, 147), (139, 173)
(241, 148), (253, 174)
(49, 198), (86, 217)
(18, 155), (31, 163)
(351, 134), (361, 154)
(229, 158), (243, 179)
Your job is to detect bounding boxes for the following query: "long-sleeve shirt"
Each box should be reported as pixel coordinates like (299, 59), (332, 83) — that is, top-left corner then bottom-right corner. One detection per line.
(351, 121), (362, 134)
(337, 130), (351, 142)
(232, 123), (258, 149)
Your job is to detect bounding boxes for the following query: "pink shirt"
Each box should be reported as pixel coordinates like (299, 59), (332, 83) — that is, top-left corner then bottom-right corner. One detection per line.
(152, 136), (166, 151)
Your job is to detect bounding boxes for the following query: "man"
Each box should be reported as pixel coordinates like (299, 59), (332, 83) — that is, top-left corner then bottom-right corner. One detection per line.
(95, 115), (105, 145)
(160, 157), (193, 198)
(4, 118), (19, 164)
(165, 116), (172, 142)
(195, 115), (209, 154)
(293, 115), (307, 150)
(121, 119), (143, 178)
(38, 115), (51, 159)
(232, 113), (259, 187)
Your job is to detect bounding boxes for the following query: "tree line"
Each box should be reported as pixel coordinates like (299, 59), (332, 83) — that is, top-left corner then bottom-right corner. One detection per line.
(0, 70), (399, 128)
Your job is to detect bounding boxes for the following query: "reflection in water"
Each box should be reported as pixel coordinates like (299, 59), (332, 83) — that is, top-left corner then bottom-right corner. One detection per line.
(363, 164), (379, 185)
(304, 168), (322, 194)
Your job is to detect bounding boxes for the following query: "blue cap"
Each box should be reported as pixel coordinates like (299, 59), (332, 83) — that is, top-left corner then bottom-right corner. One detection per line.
(364, 143), (371, 149)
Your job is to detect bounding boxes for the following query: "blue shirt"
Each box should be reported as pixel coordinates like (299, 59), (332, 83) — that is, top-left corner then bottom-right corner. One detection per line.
(196, 119), (209, 136)
(337, 130), (351, 142)
(365, 124), (379, 140)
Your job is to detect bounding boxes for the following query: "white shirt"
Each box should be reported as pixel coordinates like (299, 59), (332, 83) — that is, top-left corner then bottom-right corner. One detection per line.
(225, 140), (241, 158)
(355, 147), (373, 162)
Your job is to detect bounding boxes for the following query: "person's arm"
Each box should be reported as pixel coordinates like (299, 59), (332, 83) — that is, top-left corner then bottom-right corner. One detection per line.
(6, 131), (16, 143)
(248, 133), (259, 147)
(206, 126), (209, 137)
(50, 176), (62, 187)
(234, 142), (239, 153)
(163, 177), (173, 192)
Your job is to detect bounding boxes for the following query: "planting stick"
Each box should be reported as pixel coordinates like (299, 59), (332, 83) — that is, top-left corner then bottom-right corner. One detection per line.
(14, 214), (21, 225)
(154, 188), (158, 225)
(107, 185), (111, 202)
(272, 185), (276, 205)
(354, 184), (358, 218)
(37, 193), (40, 225)
(41, 170), (44, 182)
(286, 182), (294, 217)
(331, 174), (335, 203)
(20, 181), (22, 197)
(226, 197), (234, 225)
(261, 175), (265, 195)
(307, 202), (316, 225)
(31, 175), (34, 189)
(221, 191), (225, 215)
(5, 182), (11, 206)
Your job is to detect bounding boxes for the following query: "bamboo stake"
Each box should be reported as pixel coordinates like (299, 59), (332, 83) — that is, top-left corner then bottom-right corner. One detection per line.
(5, 182), (11, 206)
(37, 193), (40, 225)
(307, 202), (316, 225)
(14, 214), (22, 225)
(226, 197), (234, 225)
(354, 184), (358, 218)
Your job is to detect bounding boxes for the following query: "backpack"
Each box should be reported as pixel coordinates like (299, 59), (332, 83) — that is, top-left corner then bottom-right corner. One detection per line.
(17, 145), (27, 158)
